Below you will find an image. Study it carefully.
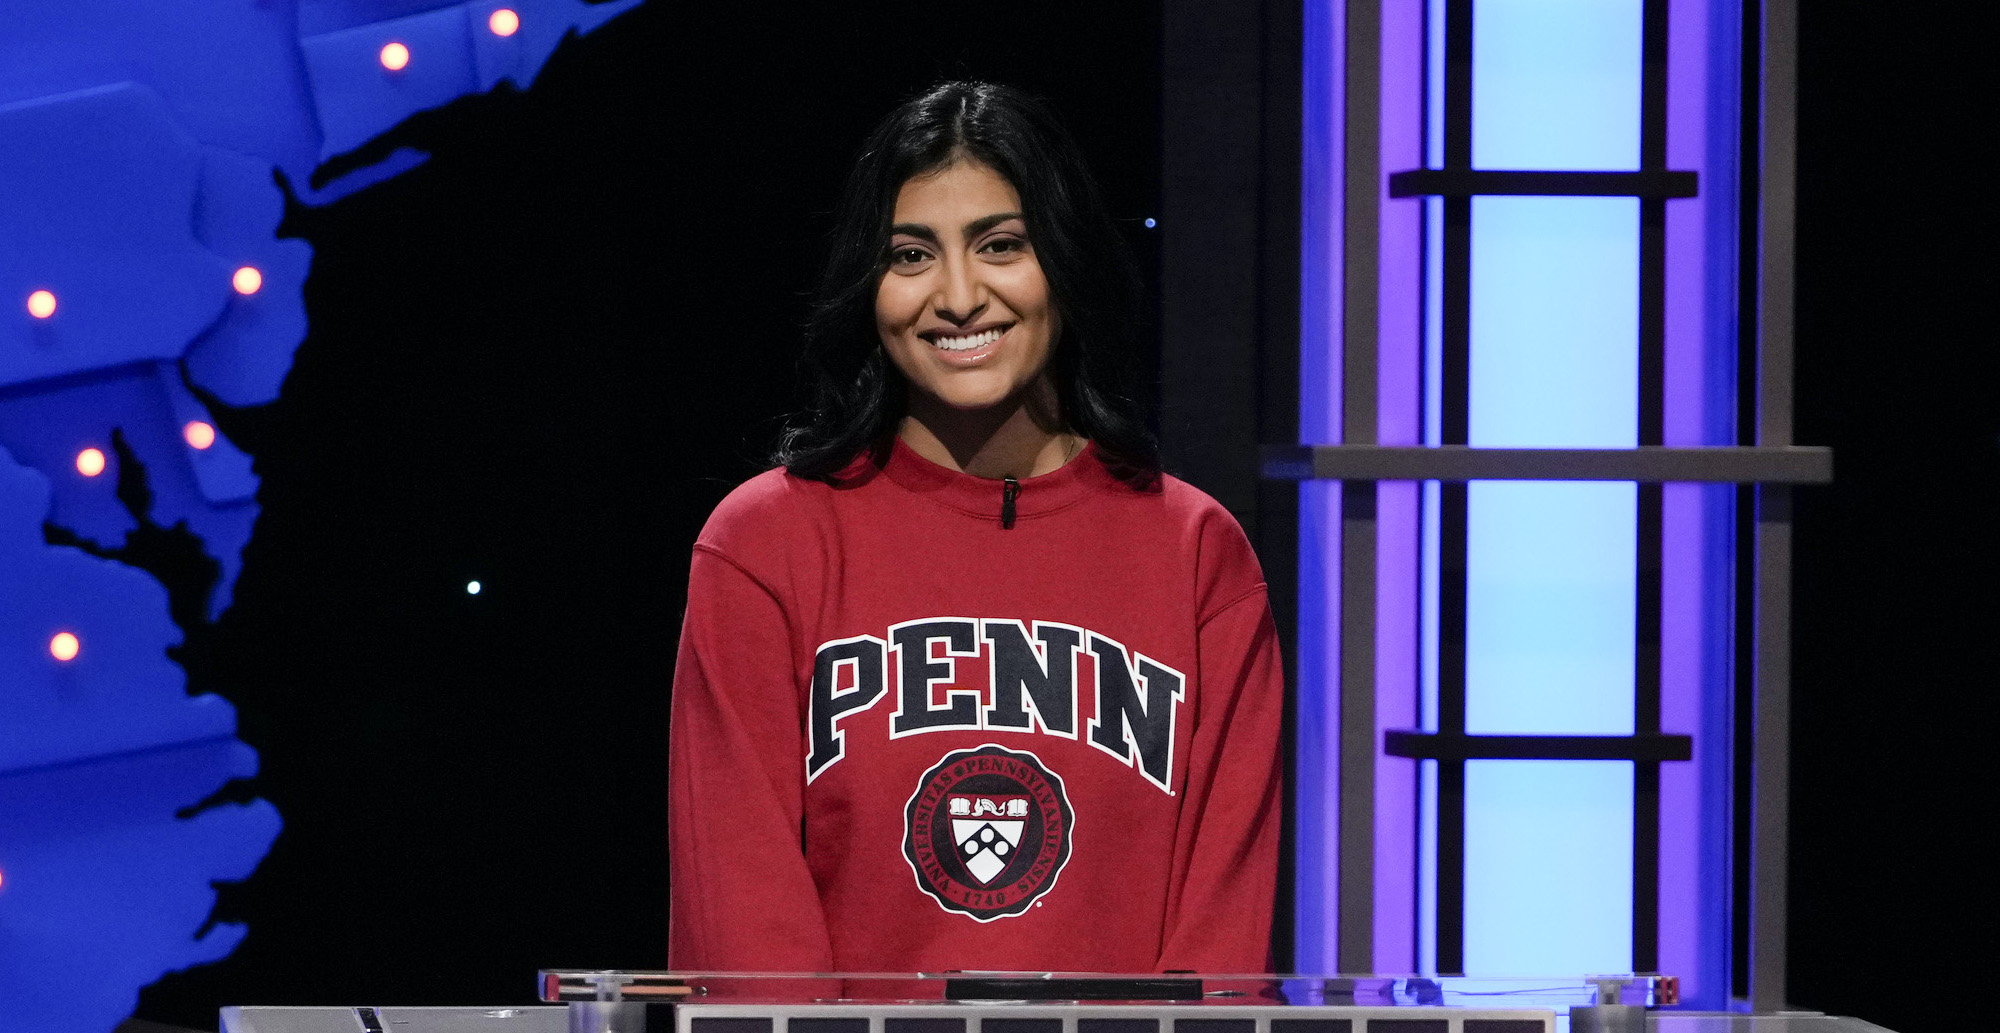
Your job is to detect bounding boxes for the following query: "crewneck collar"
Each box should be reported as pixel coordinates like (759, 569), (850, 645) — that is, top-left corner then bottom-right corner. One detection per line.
(874, 435), (1118, 521)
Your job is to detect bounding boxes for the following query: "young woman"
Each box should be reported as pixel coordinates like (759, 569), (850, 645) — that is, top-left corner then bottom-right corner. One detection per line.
(668, 82), (1281, 973)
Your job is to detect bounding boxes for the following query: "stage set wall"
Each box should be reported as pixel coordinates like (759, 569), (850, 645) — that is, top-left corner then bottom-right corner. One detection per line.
(0, 2), (1984, 1033)
(1157, 2), (1985, 1032)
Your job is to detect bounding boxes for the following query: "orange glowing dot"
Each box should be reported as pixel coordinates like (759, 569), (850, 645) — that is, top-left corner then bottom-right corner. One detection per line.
(489, 8), (520, 36)
(184, 421), (217, 450)
(380, 41), (410, 71)
(75, 448), (107, 477)
(27, 290), (56, 319)
(232, 266), (264, 295)
(50, 632), (80, 662)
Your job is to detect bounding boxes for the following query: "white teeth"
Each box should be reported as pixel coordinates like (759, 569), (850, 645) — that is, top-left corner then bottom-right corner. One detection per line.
(932, 327), (1004, 352)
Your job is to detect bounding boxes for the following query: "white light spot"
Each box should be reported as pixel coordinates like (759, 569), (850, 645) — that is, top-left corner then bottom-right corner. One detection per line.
(75, 448), (107, 477)
(466, 580), (482, 595)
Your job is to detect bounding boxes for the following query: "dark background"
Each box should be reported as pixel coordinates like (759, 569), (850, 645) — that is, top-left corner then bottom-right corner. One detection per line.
(1787, 2), (1993, 1029)
(136, 1), (1164, 1026)
(130, 3), (1985, 1031)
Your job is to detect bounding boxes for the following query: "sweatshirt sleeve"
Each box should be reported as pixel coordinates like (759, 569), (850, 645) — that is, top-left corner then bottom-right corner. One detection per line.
(668, 543), (836, 970)
(1155, 585), (1284, 973)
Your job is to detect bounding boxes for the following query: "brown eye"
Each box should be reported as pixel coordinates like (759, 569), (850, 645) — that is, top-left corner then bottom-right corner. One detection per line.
(892, 247), (931, 265)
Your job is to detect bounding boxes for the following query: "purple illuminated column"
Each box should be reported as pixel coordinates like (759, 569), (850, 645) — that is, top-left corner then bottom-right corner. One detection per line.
(1371, 0), (1426, 976)
(1658, 0), (1738, 1007)
(1288, 0), (1741, 998)
(1293, 0), (1345, 974)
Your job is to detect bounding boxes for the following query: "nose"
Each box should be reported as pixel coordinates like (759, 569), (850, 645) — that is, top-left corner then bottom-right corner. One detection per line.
(931, 255), (987, 326)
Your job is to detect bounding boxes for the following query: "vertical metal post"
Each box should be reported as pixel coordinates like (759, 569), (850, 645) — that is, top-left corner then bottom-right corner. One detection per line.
(1750, 0), (1796, 1012)
(1434, 0), (1473, 977)
(1633, 0), (1670, 977)
(1336, 0), (1382, 975)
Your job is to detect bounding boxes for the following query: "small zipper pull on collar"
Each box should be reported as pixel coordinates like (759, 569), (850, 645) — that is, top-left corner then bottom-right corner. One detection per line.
(1001, 477), (1020, 529)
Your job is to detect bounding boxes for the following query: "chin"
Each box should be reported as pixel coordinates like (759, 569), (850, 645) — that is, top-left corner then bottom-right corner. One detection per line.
(939, 391), (1017, 411)
(925, 376), (1026, 412)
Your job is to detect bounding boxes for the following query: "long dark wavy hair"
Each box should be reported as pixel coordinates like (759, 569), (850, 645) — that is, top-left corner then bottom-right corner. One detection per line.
(773, 81), (1158, 482)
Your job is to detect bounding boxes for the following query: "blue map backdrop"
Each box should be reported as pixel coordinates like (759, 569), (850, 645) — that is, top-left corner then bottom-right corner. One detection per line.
(0, 2), (639, 1029)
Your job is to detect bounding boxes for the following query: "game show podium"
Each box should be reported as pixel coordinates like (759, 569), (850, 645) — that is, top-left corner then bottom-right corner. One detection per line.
(220, 972), (1901, 1033)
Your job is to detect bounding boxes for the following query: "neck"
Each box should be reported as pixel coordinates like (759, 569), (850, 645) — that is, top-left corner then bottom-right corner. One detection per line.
(899, 378), (1083, 479)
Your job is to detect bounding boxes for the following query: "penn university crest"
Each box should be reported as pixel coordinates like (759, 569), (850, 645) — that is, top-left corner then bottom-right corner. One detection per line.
(903, 744), (1074, 922)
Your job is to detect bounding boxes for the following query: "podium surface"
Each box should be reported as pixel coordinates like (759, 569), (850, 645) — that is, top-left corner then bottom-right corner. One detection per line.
(221, 973), (1904, 1033)
(222, 1015), (1897, 1033)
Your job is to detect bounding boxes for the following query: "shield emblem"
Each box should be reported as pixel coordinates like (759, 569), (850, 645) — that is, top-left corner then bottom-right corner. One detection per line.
(906, 746), (1075, 922)
(947, 793), (1029, 884)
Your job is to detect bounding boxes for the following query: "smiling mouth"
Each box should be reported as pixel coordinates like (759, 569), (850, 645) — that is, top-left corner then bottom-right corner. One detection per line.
(924, 324), (1011, 352)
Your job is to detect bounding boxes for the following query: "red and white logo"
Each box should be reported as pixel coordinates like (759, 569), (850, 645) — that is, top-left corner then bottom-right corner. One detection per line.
(903, 745), (1073, 922)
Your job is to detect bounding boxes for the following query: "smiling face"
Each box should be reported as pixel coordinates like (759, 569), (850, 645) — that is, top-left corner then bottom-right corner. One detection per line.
(875, 159), (1060, 416)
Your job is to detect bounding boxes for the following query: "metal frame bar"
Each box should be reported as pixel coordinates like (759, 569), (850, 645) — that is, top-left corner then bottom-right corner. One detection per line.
(1432, 0), (1474, 977)
(1633, 0), (1672, 975)
(1386, 732), (1694, 762)
(1749, 0), (1797, 1012)
(1336, 0), (1383, 977)
(1262, 445), (1831, 483)
(1388, 169), (1698, 198)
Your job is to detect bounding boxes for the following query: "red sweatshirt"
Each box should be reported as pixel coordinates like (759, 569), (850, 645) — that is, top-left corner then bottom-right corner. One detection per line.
(668, 440), (1282, 973)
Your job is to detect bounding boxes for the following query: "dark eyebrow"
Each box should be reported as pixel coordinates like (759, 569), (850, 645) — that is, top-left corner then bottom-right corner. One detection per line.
(888, 212), (1025, 245)
(964, 211), (1025, 237)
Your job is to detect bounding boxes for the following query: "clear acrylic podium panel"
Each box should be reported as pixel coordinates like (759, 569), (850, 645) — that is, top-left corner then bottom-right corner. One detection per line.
(536, 970), (1682, 1006)
(220, 974), (1902, 1033)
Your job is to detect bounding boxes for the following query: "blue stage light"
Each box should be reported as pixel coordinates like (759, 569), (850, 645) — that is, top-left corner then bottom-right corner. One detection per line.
(1457, 0), (1642, 978)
